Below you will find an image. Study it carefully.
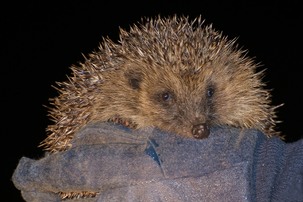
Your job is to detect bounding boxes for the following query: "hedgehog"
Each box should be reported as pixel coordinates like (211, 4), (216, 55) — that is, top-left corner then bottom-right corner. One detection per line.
(40, 15), (281, 155)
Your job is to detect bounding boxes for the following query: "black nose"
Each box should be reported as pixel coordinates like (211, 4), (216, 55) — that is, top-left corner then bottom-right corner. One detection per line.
(192, 123), (210, 139)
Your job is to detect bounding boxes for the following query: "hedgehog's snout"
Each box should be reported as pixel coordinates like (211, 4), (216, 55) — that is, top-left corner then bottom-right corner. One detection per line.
(192, 123), (210, 139)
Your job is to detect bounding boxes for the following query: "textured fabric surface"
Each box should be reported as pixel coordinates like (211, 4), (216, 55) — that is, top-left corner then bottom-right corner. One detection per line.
(12, 123), (303, 202)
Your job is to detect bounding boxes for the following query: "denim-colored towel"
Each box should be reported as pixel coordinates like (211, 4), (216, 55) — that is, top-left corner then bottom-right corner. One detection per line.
(12, 123), (303, 201)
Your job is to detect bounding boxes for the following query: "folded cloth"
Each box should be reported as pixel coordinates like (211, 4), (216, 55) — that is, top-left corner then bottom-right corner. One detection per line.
(12, 123), (303, 202)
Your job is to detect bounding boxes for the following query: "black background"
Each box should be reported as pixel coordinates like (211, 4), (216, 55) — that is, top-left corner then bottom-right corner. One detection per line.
(3, 1), (303, 201)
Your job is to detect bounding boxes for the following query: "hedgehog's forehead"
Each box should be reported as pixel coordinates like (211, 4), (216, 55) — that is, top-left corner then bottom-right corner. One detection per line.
(135, 62), (213, 90)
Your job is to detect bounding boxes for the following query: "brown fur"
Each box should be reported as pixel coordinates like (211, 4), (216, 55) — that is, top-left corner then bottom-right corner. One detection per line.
(40, 15), (281, 154)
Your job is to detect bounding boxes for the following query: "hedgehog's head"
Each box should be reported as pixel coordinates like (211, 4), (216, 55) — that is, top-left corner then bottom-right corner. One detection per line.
(92, 15), (278, 138)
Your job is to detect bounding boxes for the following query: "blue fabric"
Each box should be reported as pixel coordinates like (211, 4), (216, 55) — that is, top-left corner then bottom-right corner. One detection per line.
(12, 123), (303, 201)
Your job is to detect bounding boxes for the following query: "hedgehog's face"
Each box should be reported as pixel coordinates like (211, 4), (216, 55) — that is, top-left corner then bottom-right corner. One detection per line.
(120, 56), (271, 139)
(123, 65), (224, 139)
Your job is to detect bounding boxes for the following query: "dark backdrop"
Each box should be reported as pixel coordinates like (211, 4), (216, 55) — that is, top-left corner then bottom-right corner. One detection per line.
(3, 1), (302, 201)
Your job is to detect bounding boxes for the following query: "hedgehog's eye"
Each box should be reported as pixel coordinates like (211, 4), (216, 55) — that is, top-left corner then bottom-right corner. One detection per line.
(153, 90), (175, 106)
(155, 91), (174, 104)
(207, 86), (214, 98)
(161, 92), (172, 101)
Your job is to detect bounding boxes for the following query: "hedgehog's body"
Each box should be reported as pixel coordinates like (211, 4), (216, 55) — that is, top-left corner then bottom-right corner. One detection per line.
(41, 15), (280, 153)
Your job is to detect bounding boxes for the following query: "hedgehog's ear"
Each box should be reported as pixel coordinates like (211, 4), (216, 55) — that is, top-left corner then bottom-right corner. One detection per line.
(124, 70), (143, 90)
